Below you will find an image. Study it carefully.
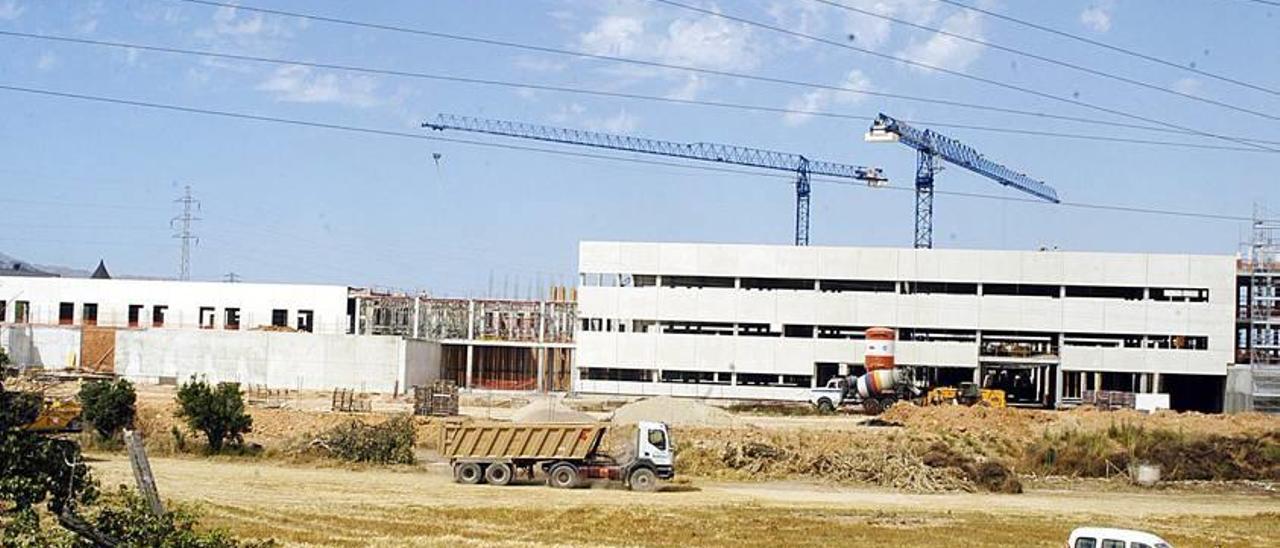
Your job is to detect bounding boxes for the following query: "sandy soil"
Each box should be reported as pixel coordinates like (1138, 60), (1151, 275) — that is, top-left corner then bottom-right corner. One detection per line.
(88, 454), (1279, 547)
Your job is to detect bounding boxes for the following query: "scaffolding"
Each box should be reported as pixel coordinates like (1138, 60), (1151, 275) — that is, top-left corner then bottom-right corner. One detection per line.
(1240, 209), (1280, 413)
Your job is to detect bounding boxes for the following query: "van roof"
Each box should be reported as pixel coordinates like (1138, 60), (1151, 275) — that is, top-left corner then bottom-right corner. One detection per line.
(1070, 527), (1168, 544)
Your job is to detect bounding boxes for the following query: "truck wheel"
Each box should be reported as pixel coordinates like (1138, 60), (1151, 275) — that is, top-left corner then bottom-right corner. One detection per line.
(816, 399), (836, 414)
(456, 462), (484, 485)
(862, 398), (883, 415)
(628, 468), (659, 492)
(485, 463), (513, 486)
(548, 463), (579, 489)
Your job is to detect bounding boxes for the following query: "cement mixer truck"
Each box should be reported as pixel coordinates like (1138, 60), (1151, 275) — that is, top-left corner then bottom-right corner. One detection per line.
(809, 327), (923, 415)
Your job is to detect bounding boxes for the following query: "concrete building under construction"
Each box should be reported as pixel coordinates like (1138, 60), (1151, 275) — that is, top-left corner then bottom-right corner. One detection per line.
(575, 241), (1237, 411)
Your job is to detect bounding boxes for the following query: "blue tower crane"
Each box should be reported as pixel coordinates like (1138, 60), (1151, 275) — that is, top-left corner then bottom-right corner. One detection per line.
(424, 114), (887, 246)
(865, 113), (1060, 249)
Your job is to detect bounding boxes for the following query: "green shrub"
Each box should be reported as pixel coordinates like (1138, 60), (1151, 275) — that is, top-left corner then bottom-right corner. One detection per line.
(79, 379), (137, 441)
(1, 380), (98, 514)
(312, 416), (416, 465)
(175, 377), (253, 452)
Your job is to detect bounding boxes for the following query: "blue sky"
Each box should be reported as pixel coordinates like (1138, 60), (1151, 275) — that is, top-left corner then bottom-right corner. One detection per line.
(1, 0), (1277, 296)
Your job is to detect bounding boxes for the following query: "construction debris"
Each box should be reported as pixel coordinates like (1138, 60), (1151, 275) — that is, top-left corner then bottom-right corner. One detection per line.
(413, 380), (459, 417)
(331, 388), (371, 413)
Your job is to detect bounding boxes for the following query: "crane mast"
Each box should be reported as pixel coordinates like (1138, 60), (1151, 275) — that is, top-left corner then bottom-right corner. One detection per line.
(425, 114), (886, 246)
(867, 113), (1060, 249)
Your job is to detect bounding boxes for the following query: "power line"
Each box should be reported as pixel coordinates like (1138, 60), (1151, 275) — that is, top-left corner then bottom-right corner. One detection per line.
(0, 82), (1263, 224)
(651, 0), (1278, 153)
(4, 29), (1276, 153)
(1239, 0), (1280, 7)
(932, 0), (1280, 98)
(810, 0), (1280, 122)
(167, 0), (1273, 151)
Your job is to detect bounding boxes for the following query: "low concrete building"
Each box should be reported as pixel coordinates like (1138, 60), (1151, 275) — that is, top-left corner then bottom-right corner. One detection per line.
(575, 241), (1236, 411)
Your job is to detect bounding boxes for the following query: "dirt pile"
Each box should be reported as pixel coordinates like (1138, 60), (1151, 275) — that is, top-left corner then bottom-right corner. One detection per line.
(921, 442), (1022, 493)
(677, 427), (995, 492)
(511, 397), (596, 423)
(611, 396), (742, 427)
(1026, 423), (1280, 481)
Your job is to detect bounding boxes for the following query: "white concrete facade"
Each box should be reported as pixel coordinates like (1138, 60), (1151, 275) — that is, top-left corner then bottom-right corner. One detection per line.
(575, 242), (1236, 406)
(115, 330), (438, 393)
(0, 275), (349, 334)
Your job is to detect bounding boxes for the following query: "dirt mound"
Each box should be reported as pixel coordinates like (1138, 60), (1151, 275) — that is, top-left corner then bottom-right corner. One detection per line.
(511, 397), (596, 423)
(679, 427), (972, 492)
(611, 396), (741, 427)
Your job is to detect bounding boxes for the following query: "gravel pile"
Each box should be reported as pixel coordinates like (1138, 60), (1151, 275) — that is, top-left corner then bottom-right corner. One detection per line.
(610, 396), (740, 427)
(511, 397), (596, 423)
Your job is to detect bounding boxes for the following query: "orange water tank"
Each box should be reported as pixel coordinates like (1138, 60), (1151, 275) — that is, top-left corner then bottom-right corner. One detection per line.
(864, 327), (896, 371)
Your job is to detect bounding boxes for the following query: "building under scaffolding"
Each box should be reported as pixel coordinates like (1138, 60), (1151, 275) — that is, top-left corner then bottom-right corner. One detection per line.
(1239, 212), (1280, 413)
(353, 287), (577, 392)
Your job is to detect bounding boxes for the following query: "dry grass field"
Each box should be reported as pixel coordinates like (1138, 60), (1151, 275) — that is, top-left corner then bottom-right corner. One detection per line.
(89, 454), (1279, 547)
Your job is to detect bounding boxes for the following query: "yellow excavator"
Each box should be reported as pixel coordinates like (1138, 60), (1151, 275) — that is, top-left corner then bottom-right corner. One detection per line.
(24, 396), (84, 433)
(924, 382), (1006, 408)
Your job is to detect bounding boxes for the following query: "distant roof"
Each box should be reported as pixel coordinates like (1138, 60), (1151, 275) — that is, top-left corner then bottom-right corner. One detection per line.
(90, 260), (112, 279)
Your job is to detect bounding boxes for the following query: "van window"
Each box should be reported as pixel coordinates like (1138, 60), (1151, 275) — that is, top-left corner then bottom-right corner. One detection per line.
(1074, 539), (1097, 548)
(647, 428), (667, 451)
(1101, 541), (1125, 548)
(1132, 543), (1152, 548)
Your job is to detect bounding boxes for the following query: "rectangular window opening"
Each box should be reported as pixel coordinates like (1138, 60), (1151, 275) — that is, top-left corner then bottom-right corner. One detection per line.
(819, 279), (896, 293)
(271, 309), (288, 327)
(297, 310), (314, 332)
(81, 303), (98, 326)
(983, 283), (1061, 298)
(152, 305), (167, 328)
(14, 301), (29, 324)
(127, 305), (143, 328)
(199, 306), (216, 329)
(224, 308), (241, 330)
(660, 275), (735, 289)
(59, 302), (75, 325)
(902, 281), (978, 295)
(1065, 285), (1144, 300)
(741, 277), (814, 291)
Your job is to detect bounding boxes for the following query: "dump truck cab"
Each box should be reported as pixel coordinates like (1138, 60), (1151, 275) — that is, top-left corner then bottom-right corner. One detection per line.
(633, 420), (674, 481)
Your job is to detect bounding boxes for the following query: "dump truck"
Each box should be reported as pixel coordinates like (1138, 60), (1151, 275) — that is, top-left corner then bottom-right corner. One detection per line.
(441, 421), (674, 491)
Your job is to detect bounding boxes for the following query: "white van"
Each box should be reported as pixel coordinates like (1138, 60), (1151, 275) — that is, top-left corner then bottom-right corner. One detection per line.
(1068, 527), (1171, 548)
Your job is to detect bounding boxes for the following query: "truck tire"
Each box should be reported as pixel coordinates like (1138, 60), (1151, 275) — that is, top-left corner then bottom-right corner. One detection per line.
(547, 463), (579, 489)
(816, 398), (836, 414)
(862, 398), (883, 415)
(485, 463), (513, 486)
(456, 462), (484, 485)
(628, 467), (659, 492)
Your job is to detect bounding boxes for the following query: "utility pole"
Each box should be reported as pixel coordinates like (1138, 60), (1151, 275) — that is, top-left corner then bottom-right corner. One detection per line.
(170, 185), (201, 281)
(223, 272), (241, 283)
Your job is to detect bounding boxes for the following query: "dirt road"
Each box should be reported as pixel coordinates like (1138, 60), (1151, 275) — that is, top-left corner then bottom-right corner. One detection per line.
(90, 455), (1278, 547)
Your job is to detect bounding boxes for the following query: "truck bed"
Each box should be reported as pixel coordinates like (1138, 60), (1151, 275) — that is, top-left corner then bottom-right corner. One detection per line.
(442, 422), (607, 461)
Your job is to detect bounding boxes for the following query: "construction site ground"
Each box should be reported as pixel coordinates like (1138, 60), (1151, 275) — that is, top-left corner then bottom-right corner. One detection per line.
(87, 453), (1277, 547)
(67, 384), (1280, 546)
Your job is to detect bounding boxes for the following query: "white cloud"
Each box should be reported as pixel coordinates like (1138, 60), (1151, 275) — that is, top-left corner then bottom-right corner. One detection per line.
(1080, 4), (1112, 33)
(213, 5), (266, 36)
(591, 109), (639, 133)
(896, 8), (985, 72)
(1171, 77), (1201, 96)
(548, 103), (641, 133)
(666, 73), (706, 101)
(783, 69), (871, 126)
(0, 0), (23, 21)
(575, 2), (760, 99)
(840, 0), (938, 49)
(35, 51), (57, 71)
(257, 65), (382, 108)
